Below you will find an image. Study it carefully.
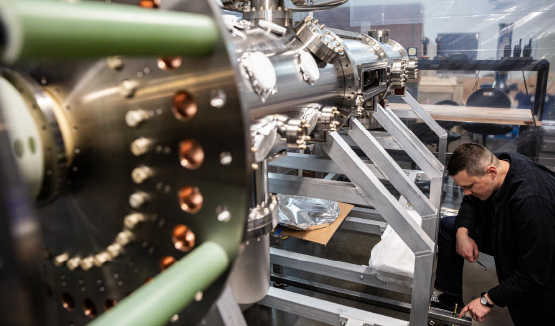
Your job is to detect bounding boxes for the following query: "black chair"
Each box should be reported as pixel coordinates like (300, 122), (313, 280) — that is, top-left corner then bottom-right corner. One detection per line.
(461, 88), (513, 146)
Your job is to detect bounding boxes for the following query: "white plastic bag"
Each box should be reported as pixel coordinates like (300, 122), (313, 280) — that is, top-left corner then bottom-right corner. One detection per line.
(368, 207), (422, 279)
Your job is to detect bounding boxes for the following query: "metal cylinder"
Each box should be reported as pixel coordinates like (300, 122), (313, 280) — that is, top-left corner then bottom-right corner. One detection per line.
(251, 0), (284, 9)
(0, 1), (219, 64)
(254, 160), (269, 206)
(234, 31), (341, 119)
(88, 242), (228, 326)
(228, 233), (271, 309)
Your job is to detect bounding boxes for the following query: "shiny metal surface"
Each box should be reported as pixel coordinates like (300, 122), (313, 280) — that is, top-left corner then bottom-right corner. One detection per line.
(3, 1), (250, 325)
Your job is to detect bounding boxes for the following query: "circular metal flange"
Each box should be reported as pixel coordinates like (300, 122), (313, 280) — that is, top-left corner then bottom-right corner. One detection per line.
(296, 16), (344, 64)
(360, 35), (388, 61)
(0, 69), (69, 203)
(243, 8), (293, 27)
(16, 1), (251, 325)
(245, 195), (278, 239)
(390, 58), (407, 88)
(406, 57), (418, 79)
(368, 29), (390, 43)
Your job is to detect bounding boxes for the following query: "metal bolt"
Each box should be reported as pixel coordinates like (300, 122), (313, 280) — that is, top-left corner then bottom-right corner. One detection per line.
(131, 166), (152, 184)
(94, 252), (111, 267)
(67, 257), (81, 271)
(106, 56), (124, 71)
(125, 109), (150, 127)
(129, 192), (149, 209)
(119, 80), (138, 98)
(130, 137), (151, 156)
(116, 230), (134, 246)
(80, 256), (94, 270)
(54, 253), (69, 267)
(360, 275), (364, 280)
(252, 163), (259, 170)
(124, 213), (146, 229)
(220, 152), (232, 165)
(195, 291), (203, 301)
(107, 243), (123, 258)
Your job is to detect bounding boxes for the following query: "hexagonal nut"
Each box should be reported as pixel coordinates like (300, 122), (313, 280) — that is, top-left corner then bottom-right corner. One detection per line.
(124, 213), (146, 229)
(107, 243), (123, 258)
(66, 257), (81, 271)
(80, 256), (94, 271)
(116, 230), (134, 246)
(94, 252), (111, 267)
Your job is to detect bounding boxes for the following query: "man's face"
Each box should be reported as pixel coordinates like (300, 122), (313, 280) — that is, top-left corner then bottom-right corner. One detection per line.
(452, 169), (496, 201)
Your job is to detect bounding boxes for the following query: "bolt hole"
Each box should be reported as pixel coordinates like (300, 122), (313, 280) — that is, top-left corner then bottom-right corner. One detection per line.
(179, 140), (204, 170)
(61, 292), (75, 311)
(178, 186), (203, 214)
(160, 256), (176, 271)
(172, 91), (197, 121)
(83, 298), (97, 318)
(104, 299), (117, 311)
(172, 224), (195, 252)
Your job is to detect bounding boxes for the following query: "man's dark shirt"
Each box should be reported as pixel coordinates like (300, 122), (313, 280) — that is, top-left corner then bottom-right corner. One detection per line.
(455, 153), (555, 326)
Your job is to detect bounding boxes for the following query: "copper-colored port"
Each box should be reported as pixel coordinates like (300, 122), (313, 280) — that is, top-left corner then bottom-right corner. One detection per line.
(172, 91), (197, 121)
(158, 57), (182, 71)
(61, 292), (75, 311)
(160, 256), (176, 271)
(83, 298), (98, 318)
(138, 0), (159, 9)
(178, 186), (203, 214)
(179, 140), (204, 170)
(172, 225), (195, 252)
(104, 299), (117, 311)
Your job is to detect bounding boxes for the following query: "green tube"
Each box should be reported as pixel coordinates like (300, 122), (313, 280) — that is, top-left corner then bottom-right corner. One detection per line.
(0, 0), (219, 64)
(88, 242), (229, 326)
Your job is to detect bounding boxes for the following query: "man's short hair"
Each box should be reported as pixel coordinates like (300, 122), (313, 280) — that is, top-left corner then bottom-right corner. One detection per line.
(446, 143), (498, 177)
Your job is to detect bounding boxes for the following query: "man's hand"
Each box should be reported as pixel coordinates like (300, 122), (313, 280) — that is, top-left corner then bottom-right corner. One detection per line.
(456, 228), (479, 263)
(459, 297), (491, 322)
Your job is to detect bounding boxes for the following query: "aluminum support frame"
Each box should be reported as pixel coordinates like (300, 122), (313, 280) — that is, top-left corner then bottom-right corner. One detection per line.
(322, 132), (434, 254)
(373, 104), (443, 179)
(323, 131), (436, 326)
(268, 173), (371, 206)
(348, 119), (436, 218)
(401, 92), (448, 165)
(201, 285), (248, 326)
(259, 287), (409, 326)
(270, 247), (412, 294)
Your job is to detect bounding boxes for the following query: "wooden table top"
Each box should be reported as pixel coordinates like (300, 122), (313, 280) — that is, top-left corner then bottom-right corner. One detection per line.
(388, 102), (540, 126)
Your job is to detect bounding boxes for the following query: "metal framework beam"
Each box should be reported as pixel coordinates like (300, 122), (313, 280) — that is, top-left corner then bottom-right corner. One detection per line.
(401, 92), (448, 164)
(348, 118), (436, 218)
(342, 217), (385, 235)
(270, 248), (412, 294)
(259, 287), (409, 326)
(270, 273), (473, 326)
(268, 173), (370, 206)
(323, 132), (434, 254)
(373, 105), (443, 179)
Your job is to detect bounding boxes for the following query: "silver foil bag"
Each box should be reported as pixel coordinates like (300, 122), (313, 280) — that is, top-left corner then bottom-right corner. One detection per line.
(277, 195), (340, 231)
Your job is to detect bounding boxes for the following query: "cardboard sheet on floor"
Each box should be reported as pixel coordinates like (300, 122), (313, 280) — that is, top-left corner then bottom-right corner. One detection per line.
(274, 202), (354, 245)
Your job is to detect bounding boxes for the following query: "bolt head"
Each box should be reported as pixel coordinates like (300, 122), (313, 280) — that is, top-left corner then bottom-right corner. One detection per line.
(80, 256), (94, 270)
(94, 252), (111, 267)
(107, 243), (123, 258)
(67, 257), (80, 271)
(54, 253), (69, 267)
(125, 110), (149, 127)
(129, 192), (149, 209)
(130, 138), (151, 156)
(131, 166), (152, 184)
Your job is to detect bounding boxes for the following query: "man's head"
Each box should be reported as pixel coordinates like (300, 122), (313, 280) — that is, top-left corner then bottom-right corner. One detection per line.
(446, 143), (504, 200)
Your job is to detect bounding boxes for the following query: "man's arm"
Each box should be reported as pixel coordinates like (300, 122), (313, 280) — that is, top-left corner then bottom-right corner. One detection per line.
(455, 195), (481, 232)
(487, 195), (555, 307)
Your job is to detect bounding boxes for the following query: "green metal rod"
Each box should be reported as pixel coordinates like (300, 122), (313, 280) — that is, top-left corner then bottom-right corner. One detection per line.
(88, 241), (229, 326)
(0, 0), (219, 64)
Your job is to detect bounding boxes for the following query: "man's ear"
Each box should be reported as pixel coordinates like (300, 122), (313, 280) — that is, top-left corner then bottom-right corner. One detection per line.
(486, 165), (497, 178)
